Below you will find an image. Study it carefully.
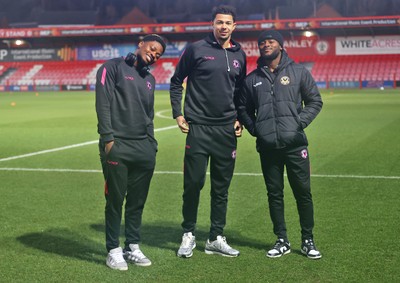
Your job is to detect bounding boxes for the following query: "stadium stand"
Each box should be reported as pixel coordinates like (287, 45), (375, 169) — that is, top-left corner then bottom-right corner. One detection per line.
(242, 54), (400, 83)
(0, 61), (103, 86)
(0, 59), (181, 87)
(1, 54), (399, 88)
(310, 55), (400, 82)
(0, 1), (398, 90)
(0, 59), (179, 87)
(150, 58), (179, 84)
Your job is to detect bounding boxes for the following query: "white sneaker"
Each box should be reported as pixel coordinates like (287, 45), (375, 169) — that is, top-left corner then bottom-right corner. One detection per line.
(177, 232), (196, 258)
(124, 244), (152, 267)
(106, 247), (128, 271)
(205, 235), (240, 257)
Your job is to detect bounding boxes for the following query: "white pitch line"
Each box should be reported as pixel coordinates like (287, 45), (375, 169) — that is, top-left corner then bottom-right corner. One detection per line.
(0, 167), (399, 180)
(0, 125), (178, 163)
(0, 141), (98, 162)
(311, 174), (400, 180)
(0, 167), (102, 173)
(154, 125), (177, 132)
(155, 109), (173, 119)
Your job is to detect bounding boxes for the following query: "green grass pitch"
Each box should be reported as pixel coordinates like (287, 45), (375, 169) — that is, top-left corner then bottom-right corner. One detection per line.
(1, 89), (400, 282)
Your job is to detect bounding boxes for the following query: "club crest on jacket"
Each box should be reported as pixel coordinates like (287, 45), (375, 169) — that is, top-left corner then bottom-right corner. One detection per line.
(280, 76), (290, 85)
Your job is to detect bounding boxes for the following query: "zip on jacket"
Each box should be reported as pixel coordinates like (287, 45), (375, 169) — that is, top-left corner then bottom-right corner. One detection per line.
(170, 33), (247, 125)
(237, 51), (323, 150)
(96, 56), (156, 142)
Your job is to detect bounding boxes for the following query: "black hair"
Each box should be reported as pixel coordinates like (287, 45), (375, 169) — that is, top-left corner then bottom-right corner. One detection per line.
(142, 34), (166, 54)
(211, 5), (237, 22)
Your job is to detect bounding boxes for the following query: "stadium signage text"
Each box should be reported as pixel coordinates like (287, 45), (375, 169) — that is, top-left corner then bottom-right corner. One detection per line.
(0, 30), (29, 37)
(336, 35), (400, 55)
(285, 40), (314, 48)
(320, 18), (398, 27)
(0, 48), (59, 61)
(239, 38), (332, 58)
(0, 16), (397, 39)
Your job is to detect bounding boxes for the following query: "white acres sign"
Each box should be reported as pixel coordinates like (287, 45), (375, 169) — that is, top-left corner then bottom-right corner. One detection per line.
(336, 36), (400, 55)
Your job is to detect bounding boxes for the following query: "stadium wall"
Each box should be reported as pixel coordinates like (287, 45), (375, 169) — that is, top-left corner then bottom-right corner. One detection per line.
(0, 35), (399, 91)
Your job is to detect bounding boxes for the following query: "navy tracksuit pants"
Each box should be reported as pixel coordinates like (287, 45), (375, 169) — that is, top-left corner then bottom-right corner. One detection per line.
(259, 146), (315, 241)
(181, 123), (237, 241)
(99, 138), (156, 252)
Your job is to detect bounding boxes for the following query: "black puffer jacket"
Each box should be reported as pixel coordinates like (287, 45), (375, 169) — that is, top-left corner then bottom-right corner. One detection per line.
(237, 51), (322, 150)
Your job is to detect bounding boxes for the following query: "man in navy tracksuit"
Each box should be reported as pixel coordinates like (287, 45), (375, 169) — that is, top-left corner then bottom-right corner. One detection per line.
(170, 5), (246, 258)
(237, 30), (323, 259)
(96, 34), (165, 270)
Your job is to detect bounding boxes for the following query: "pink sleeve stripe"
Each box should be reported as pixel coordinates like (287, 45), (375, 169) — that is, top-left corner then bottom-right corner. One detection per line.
(101, 67), (107, 85)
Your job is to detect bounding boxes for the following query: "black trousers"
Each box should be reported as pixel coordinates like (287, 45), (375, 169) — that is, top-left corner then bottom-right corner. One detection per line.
(99, 138), (156, 251)
(182, 124), (237, 241)
(259, 146), (314, 241)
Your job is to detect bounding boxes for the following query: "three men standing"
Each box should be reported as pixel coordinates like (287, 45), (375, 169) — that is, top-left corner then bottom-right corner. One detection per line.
(96, 11), (322, 270)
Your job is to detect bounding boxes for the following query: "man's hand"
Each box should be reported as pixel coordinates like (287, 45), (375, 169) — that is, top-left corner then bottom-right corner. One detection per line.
(105, 140), (114, 154)
(234, 120), (243, 137)
(176, 116), (189, 133)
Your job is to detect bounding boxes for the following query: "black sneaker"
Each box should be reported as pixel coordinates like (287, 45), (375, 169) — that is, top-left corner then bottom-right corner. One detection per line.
(301, 239), (322, 259)
(266, 238), (291, 258)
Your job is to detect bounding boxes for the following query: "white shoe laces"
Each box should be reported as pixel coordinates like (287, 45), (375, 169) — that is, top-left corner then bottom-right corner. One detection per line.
(131, 249), (147, 260)
(111, 251), (126, 264)
(218, 236), (233, 250)
(181, 234), (194, 248)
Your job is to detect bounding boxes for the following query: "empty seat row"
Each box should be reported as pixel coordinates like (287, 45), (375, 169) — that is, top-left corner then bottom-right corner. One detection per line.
(1, 55), (400, 86)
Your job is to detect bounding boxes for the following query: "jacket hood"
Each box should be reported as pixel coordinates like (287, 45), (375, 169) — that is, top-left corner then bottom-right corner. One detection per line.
(205, 32), (242, 52)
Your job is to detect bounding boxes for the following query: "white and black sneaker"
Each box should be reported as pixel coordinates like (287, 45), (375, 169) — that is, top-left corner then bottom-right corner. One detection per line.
(205, 235), (240, 257)
(124, 244), (152, 266)
(301, 239), (322, 259)
(177, 232), (196, 258)
(267, 238), (291, 258)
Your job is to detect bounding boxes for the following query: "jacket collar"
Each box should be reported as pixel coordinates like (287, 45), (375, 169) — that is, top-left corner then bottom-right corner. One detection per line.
(205, 33), (241, 52)
(257, 50), (293, 72)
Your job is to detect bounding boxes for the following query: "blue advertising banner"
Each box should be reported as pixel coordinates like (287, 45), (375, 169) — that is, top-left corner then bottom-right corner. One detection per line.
(77, 44), (136, 61)
(329, 81), (360, 88)
(76, 42), (188, 61)
(361, 80), (394, 88)
(315, 81), (327, 89)
(163, 42), (187, 58)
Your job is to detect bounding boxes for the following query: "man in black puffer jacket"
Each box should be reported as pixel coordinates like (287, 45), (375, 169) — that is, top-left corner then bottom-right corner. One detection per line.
(237, 30), (323, 260)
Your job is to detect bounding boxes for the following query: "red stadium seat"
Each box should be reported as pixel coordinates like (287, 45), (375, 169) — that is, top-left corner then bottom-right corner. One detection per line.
(2, 54), (399, 87)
